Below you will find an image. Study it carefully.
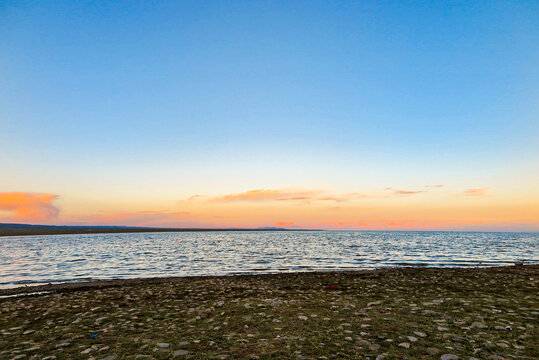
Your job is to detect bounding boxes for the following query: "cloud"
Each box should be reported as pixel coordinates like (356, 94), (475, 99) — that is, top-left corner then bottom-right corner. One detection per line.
(212, 189), (323, 202)
(383, 188), (424, 195)
(209, 189), (374, 203)
(393, 190), (425, 195)
(463, 187), (490, 197)
(0, 192), (60, 222)
(188, 194), (207, 201)
(425, 184), (444, 188)
(198, 187), (440, 204)
(317, 196), (347, 201)
(274, 221), (295, 226)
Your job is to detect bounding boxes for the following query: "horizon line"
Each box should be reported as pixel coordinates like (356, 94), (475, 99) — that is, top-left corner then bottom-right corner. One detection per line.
(1, 222), (537, 237)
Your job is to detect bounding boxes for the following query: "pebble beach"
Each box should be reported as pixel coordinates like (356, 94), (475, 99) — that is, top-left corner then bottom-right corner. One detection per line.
(1, 265), (538, 359)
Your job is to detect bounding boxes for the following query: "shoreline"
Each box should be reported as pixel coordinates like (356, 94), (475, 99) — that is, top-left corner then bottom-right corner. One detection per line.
(0, 264), (534, 296)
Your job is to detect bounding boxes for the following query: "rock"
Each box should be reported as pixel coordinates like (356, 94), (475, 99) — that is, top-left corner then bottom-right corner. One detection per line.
(414, 331), (427, 337)
(344, 337), (353, 341)
(81, 348), (94, 354)
(367, 301), (381, 307)
(24, 346), (40, 351)
(407, 336), (418, 342)
(440, 355), (459, 360)
(156, 343), (169, 348)
(178, 341), (190, 346)
(298, 315), (308, 321)
(42, 357), (56, 360)
(99, 357), (116, 360)
(426, 347), (441, 355)
(369, 344), (380, 351)
(398, 342), (410, 348)
(173, 350), (189, 357)
(470, 322), (487, 329)
(135, 356), (153, 359)
(376, 356), (384, 360)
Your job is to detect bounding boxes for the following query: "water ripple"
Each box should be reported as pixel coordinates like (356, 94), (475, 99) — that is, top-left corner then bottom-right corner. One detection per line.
(0, 231), (537, 288)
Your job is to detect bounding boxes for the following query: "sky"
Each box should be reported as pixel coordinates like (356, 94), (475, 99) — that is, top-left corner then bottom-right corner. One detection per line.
(1, 0), (538, 231)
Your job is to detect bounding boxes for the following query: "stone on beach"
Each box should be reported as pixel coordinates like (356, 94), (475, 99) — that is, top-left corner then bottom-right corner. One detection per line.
(173, 349), (189, 356)
(440, 354), (459, 360)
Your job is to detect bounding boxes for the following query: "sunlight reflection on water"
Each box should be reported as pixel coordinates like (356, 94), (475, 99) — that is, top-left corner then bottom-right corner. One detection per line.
(0, 231), (537, 287)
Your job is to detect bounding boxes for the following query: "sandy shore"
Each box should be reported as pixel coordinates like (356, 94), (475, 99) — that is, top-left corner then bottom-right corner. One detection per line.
(1, 265), (537, 359)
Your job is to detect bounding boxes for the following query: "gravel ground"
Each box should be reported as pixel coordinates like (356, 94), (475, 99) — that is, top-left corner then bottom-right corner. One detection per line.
(0, 265), (537, 359)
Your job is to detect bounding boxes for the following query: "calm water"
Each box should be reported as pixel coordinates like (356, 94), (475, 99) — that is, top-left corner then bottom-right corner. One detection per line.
(0, 231), (537, 288)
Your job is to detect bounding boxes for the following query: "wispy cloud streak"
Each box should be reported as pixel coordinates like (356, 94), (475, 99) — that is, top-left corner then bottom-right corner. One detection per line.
(463, 187), (490, 197)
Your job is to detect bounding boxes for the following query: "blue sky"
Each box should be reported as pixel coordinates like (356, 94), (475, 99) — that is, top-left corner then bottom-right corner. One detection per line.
(1, 1), (538, 230)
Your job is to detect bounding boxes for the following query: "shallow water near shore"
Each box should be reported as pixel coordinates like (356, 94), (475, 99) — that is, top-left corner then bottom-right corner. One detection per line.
(0, 230), (537, 288)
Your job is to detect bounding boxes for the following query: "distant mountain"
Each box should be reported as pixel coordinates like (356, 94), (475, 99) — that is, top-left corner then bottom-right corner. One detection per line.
(0, 223), (292, 237)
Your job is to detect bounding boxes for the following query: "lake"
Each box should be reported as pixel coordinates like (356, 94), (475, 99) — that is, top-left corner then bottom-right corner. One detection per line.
(0, 231), (537, 288)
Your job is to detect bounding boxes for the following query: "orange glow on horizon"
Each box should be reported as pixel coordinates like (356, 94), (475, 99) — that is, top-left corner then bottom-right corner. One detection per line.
(1, 188), (538, 232)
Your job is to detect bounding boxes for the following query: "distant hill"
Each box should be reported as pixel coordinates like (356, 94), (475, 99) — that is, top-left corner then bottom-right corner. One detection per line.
(0, 223), (290, 237)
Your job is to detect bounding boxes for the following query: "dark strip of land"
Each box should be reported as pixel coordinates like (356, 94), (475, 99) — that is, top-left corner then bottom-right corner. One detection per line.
(0, 223), (299, 237)
(1, 265), (537, 359)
